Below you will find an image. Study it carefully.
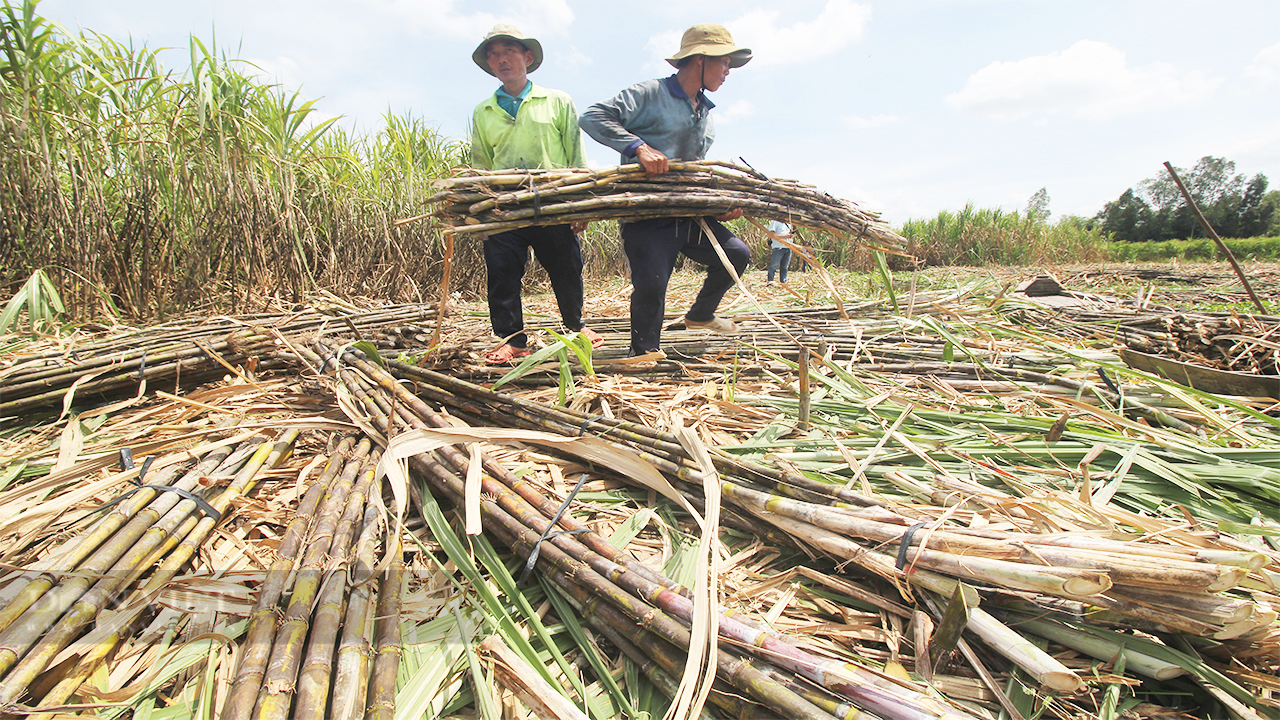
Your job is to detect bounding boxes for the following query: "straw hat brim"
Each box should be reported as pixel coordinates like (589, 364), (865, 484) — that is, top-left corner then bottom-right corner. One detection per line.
(473, 33), (544, 77)
(665, 45), (752, 69)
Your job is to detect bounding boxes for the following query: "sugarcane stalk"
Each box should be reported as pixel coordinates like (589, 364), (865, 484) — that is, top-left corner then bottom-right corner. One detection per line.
(330, 553), (377, 720)
(395, 419), (978, 720)
(388, 359), (887, 509)
(321, 353), (870, 718)
(294, 463), (383, 720)
(1008, 615), (1185, 681)
(221, 435), (368, 720)
(0, 456), (198, 636)
(0, 440), (253, 677)
(365, 535), (403, 720)
(252, 447), (377, 720)
(330, 344), (984, 718)
(845, 542), (1085, 693)
(0, 430), (298, 705)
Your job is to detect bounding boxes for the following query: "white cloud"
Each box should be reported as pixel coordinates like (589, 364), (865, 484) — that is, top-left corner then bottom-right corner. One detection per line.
(731, 1), (871, 66)
(554, 47), (592, 69)
(245, 55), (303, 90)
(946, 40), (1220, 122)
(715, 99), (755, 125)
(842, 114), (900, 130)
(360, 0), (574, 40)
(1244, 42), (1280, 84)
(644, 1), (871, 69)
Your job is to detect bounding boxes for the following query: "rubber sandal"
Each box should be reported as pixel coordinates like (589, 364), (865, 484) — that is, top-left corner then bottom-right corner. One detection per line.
(580, 327), (605, 349)
(485, 343), (531, 365)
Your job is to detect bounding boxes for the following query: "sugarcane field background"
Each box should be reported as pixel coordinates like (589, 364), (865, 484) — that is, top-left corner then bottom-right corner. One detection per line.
(4, 3), (1280, 720)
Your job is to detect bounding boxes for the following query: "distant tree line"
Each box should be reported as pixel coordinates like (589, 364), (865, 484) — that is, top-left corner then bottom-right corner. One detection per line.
(1093, 156), (1280, 242)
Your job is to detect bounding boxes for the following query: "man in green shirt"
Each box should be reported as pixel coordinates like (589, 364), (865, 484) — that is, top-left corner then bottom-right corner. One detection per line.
(471, 25), (601, 364)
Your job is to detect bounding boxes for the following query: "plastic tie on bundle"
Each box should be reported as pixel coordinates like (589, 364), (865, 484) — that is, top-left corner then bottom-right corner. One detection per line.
(100, 447), (223, 523)
(896, 520), (930, 571)
(519, 471), (591, 584)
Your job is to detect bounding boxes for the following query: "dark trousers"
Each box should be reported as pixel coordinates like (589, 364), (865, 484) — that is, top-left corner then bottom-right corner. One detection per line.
(484, 225), (584, 349)
(621, 217), (750, 355)
(768, 247), (791, 282)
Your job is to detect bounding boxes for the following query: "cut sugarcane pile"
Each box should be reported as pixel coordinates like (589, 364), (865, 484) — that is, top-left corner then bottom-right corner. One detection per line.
(381, 359), (1279, 698)
(0, 301), (440, 415)
(2, 271), (1280, 718)
(419, 159), (910, 255)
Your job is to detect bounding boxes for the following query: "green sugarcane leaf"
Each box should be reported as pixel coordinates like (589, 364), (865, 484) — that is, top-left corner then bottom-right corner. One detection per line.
(0, 273), (34, 333)
(873, 250), (898, 315)
(462, 618), (502, 720)
(540, 575), (638, 720)
(415, 485), (564, 694)
(493, 339), (569, 390)
(470, 535), (588, 704)
(548, 328), (595, 377)
(351, 340), (386, 367)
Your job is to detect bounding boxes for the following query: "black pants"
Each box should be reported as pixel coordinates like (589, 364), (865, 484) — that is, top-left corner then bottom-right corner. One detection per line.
(621, 217), (750, 355)
(484, 225), (584, 349)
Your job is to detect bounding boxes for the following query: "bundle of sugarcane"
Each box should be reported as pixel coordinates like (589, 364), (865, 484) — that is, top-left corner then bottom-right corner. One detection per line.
(222, 434), (403, 720)
(0, 302), (439, 416)
(377, 359), (1280, 706)
(417, 159), (910, 256)
(306, 338), (983, 720)
(0, 429), (299, 709)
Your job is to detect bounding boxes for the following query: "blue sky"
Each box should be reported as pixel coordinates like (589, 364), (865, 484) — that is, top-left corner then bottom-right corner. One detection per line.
(38, 0), (1280, 226)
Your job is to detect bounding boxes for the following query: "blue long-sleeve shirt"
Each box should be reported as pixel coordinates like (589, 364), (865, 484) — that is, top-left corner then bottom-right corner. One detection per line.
(578, 75), (716, 164)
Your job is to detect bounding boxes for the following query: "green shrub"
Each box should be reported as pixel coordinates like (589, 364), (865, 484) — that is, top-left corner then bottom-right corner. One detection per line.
(896, 205), (1107, 267)
(1104, 237), (1280, 262)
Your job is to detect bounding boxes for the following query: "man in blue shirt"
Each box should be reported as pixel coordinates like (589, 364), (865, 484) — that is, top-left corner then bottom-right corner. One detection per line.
(579, 24), (752, 358)
(766, 220), (793, 284)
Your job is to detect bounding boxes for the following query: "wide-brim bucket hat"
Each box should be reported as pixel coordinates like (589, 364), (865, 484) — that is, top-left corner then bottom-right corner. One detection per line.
(666, 23), (752, 68)
(473, 24), (544, 76)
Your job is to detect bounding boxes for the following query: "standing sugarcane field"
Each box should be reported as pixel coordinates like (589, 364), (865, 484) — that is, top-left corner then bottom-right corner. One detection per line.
(4, 2), (1280, 719)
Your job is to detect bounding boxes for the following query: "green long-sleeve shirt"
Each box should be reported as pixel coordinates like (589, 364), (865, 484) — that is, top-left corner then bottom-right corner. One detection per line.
(471, 83), (585, 171)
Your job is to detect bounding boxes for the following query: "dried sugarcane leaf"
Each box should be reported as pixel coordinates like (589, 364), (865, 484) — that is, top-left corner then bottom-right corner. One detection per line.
(379, 427), (701, 525)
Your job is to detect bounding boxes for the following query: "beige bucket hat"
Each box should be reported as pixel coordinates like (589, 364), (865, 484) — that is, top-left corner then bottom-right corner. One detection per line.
(666, 23), (752, 68)
(473, 24), (544, 76)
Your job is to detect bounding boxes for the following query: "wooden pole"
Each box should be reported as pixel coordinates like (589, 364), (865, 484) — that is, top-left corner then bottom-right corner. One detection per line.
(1163, 162), (1268, 314)
(431, 229), (456, 351)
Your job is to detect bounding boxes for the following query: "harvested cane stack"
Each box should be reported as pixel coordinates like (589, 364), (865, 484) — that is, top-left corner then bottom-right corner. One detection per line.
(377, 358), (1280, 712)
(223, 434), (402, 720)
(0, 430), (299, 709)
(419, 159), (910, 256)
(307, 338), (982, 720)
(0, 302), (440, 417)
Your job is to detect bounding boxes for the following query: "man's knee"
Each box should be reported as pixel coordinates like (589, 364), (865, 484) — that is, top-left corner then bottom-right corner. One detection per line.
(726, 238), (751, 271)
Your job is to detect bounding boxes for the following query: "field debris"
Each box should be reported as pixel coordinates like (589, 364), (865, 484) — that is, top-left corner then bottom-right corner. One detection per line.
(1, 268), (1278, 720)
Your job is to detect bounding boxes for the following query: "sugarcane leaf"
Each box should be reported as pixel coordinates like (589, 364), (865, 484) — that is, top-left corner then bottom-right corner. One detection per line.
(548, 328), (596, 377)
(0, 461), (25, 493)
(0, 274), (32, 333)
(607, 507), (656, 549)
(96, 619), (248, 719)
(492, 340), (569, 390)
(36, 268), (65, 315)
(414, 486), (565, 698)
(381, 427), (702, 525)
(462, 613), (503, 720)
(395, 613), (472, 720)
(873, 250), (898, 315)
(470, 535), (590, 708)
(351, 340), (386, 367)
(1098, 649), (1127, 720)
(539, 575), (638, 720)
